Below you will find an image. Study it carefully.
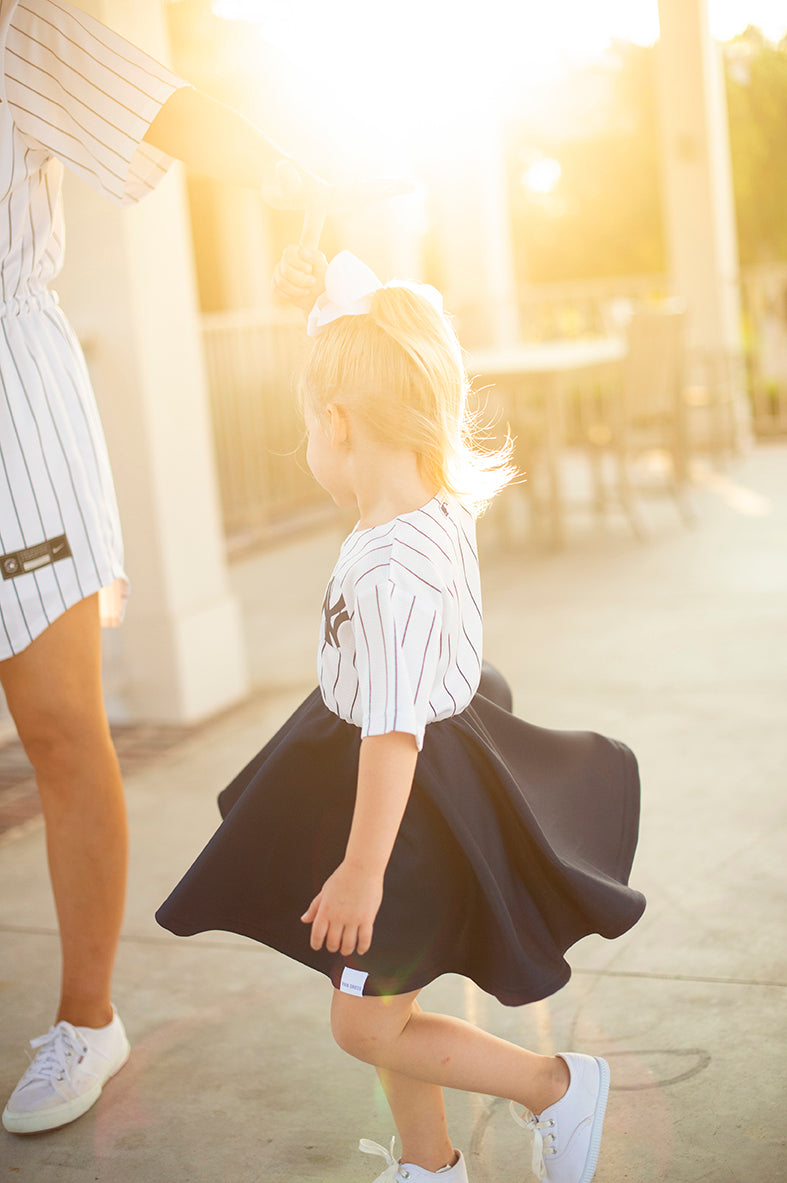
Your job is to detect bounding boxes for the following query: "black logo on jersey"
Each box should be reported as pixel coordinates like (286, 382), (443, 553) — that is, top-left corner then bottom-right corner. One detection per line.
(322, 585), (350, 647)
(1, 534), (72, 580)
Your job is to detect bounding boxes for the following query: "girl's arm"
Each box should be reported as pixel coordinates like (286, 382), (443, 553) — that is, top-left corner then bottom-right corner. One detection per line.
(143, 85), (319, 200)
(301, 731), (419, 957)
(273, 244), (327, 312)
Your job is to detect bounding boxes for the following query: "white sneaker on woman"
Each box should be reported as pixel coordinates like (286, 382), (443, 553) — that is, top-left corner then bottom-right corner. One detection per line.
(511, 1053), (610, 1183)
(2, 1007), (130, 1134)
(360, 1136), (469, 1182)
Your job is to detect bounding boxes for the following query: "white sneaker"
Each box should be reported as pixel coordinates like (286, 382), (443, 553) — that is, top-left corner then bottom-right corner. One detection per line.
(511, 1053), (610, 1183)
(360, 1136), (469, 1182)
(2, 1007), (130, 1134)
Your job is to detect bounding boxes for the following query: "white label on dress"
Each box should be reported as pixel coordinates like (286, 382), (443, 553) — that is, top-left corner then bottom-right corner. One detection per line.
(340, 967), (369, 996)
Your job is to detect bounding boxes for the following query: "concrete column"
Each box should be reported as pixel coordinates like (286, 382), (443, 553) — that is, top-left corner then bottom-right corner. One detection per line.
(206, 185), (273, 311)
(656, 0), (751, 441)
(425, 113), (519, 350)
(56, 0), (249, 722)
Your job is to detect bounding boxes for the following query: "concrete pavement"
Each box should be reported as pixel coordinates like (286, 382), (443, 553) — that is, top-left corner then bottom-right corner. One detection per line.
(1, 445), (785, 1182)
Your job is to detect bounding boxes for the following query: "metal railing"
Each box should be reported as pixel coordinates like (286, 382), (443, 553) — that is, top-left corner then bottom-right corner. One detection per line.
(740, 262), (787, 436)
(516, 267), (787, 441)
(200, 266), (787, 550)
(518, 273), (670, 340)
(201, 307), (333, 553)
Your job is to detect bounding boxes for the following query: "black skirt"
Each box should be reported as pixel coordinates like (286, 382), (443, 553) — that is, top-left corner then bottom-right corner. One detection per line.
(156, 675), (645, 1007)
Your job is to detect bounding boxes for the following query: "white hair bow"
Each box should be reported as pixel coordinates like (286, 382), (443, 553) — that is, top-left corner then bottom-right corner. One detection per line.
(307, 250), (443, 337)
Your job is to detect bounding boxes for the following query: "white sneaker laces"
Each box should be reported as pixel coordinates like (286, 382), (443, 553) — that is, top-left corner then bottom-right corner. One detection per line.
(23, 1023), (91, 1087)
(510, 1103), (557, 1180)
(359, 1136), (411, 1182)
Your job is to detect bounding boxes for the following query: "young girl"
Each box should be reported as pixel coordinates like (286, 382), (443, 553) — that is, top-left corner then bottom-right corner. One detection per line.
(156, 250), (645, 1183)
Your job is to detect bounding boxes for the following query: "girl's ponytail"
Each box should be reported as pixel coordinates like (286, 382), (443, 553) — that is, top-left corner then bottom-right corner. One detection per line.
(301, 283), (516, 515)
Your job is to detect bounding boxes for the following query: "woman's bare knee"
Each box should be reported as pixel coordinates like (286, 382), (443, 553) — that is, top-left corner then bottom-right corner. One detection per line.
(0, 597), (111, 780)
(17, 705), (111, 781)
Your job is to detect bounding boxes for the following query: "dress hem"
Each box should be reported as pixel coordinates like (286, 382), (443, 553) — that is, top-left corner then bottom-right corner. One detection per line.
(0, 567), (127, 660)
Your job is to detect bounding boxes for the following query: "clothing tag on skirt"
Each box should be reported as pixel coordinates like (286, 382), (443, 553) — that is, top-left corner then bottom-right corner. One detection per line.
(339, 966), (369, 997)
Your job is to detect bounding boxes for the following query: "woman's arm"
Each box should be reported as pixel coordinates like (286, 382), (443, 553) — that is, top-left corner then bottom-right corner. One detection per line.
(143, 85), (312, 198)
(302, 731), (419, 957)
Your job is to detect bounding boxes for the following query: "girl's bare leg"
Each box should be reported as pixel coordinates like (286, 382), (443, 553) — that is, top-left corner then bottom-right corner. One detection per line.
(375, 1004), (456, 1171)
(332, 989), (569, 1171)
(0, 595), (127, 1029)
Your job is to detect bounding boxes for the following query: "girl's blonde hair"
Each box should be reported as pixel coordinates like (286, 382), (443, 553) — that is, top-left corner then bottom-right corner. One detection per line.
(299, 283), (516, 515)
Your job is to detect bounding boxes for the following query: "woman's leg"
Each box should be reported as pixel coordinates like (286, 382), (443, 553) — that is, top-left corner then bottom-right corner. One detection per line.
(332, 989), (569, 1169)
(0, 595), (127, 1028)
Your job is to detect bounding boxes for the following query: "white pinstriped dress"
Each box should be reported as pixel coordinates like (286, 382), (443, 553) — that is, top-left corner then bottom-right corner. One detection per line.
(0, 0), (185, 659)
(158, 496), (646, 1006)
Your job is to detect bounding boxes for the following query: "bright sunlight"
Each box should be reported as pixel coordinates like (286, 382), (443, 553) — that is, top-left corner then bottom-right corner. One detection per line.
(210, 0), (787, 175)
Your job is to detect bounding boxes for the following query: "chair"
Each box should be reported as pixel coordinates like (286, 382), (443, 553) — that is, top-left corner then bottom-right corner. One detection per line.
(682, 345), (748, 462)
(582, 300), (694, 539)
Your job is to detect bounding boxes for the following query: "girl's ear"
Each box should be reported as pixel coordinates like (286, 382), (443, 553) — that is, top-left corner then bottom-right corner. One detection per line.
(325, 403), (349, 446)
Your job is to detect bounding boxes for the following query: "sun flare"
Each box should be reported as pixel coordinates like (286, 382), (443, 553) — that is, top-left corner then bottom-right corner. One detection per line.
(209, 0), (787, 174)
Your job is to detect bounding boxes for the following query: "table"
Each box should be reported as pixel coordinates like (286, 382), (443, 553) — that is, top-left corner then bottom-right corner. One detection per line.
(470, 337), (627, 548)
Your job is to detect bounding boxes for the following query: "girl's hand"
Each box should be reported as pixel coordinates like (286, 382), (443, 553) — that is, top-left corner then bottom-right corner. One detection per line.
(303, 733), (417, 959)
(301, 861), (384, 957)
(272, 244), (327, 312)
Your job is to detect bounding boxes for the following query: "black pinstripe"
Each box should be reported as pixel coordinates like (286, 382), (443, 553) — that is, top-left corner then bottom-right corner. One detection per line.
(318, 496), (483, 748)
(17, 2), (176, 99)
(0, 314), (68, 613)
(6, 40), (163, 148)
(0, 520), (31, 646)
(8, 72), (138, 169)
(0, 434), (38, 642)
(412, 610), (438, 706)
(0, 0), (185, 656)
(17, 317), (101, 587)
(4, 0), (182, 208)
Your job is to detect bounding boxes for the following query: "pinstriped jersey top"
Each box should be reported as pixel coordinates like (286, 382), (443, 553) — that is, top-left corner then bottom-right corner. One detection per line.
(0, 0), (185, 304)
(0, 0), (186, 658)
(318, 494), (483, 750)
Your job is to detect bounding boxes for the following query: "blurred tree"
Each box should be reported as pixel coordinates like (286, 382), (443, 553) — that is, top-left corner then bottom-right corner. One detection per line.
(507, 43), (664, 284)
(507, 32), (787, 284)
(726, 28), (787, 265)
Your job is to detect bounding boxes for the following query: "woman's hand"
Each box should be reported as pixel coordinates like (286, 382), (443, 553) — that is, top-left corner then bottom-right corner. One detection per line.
(273, 244), (327, 312)
(301, 860), (384, 957)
